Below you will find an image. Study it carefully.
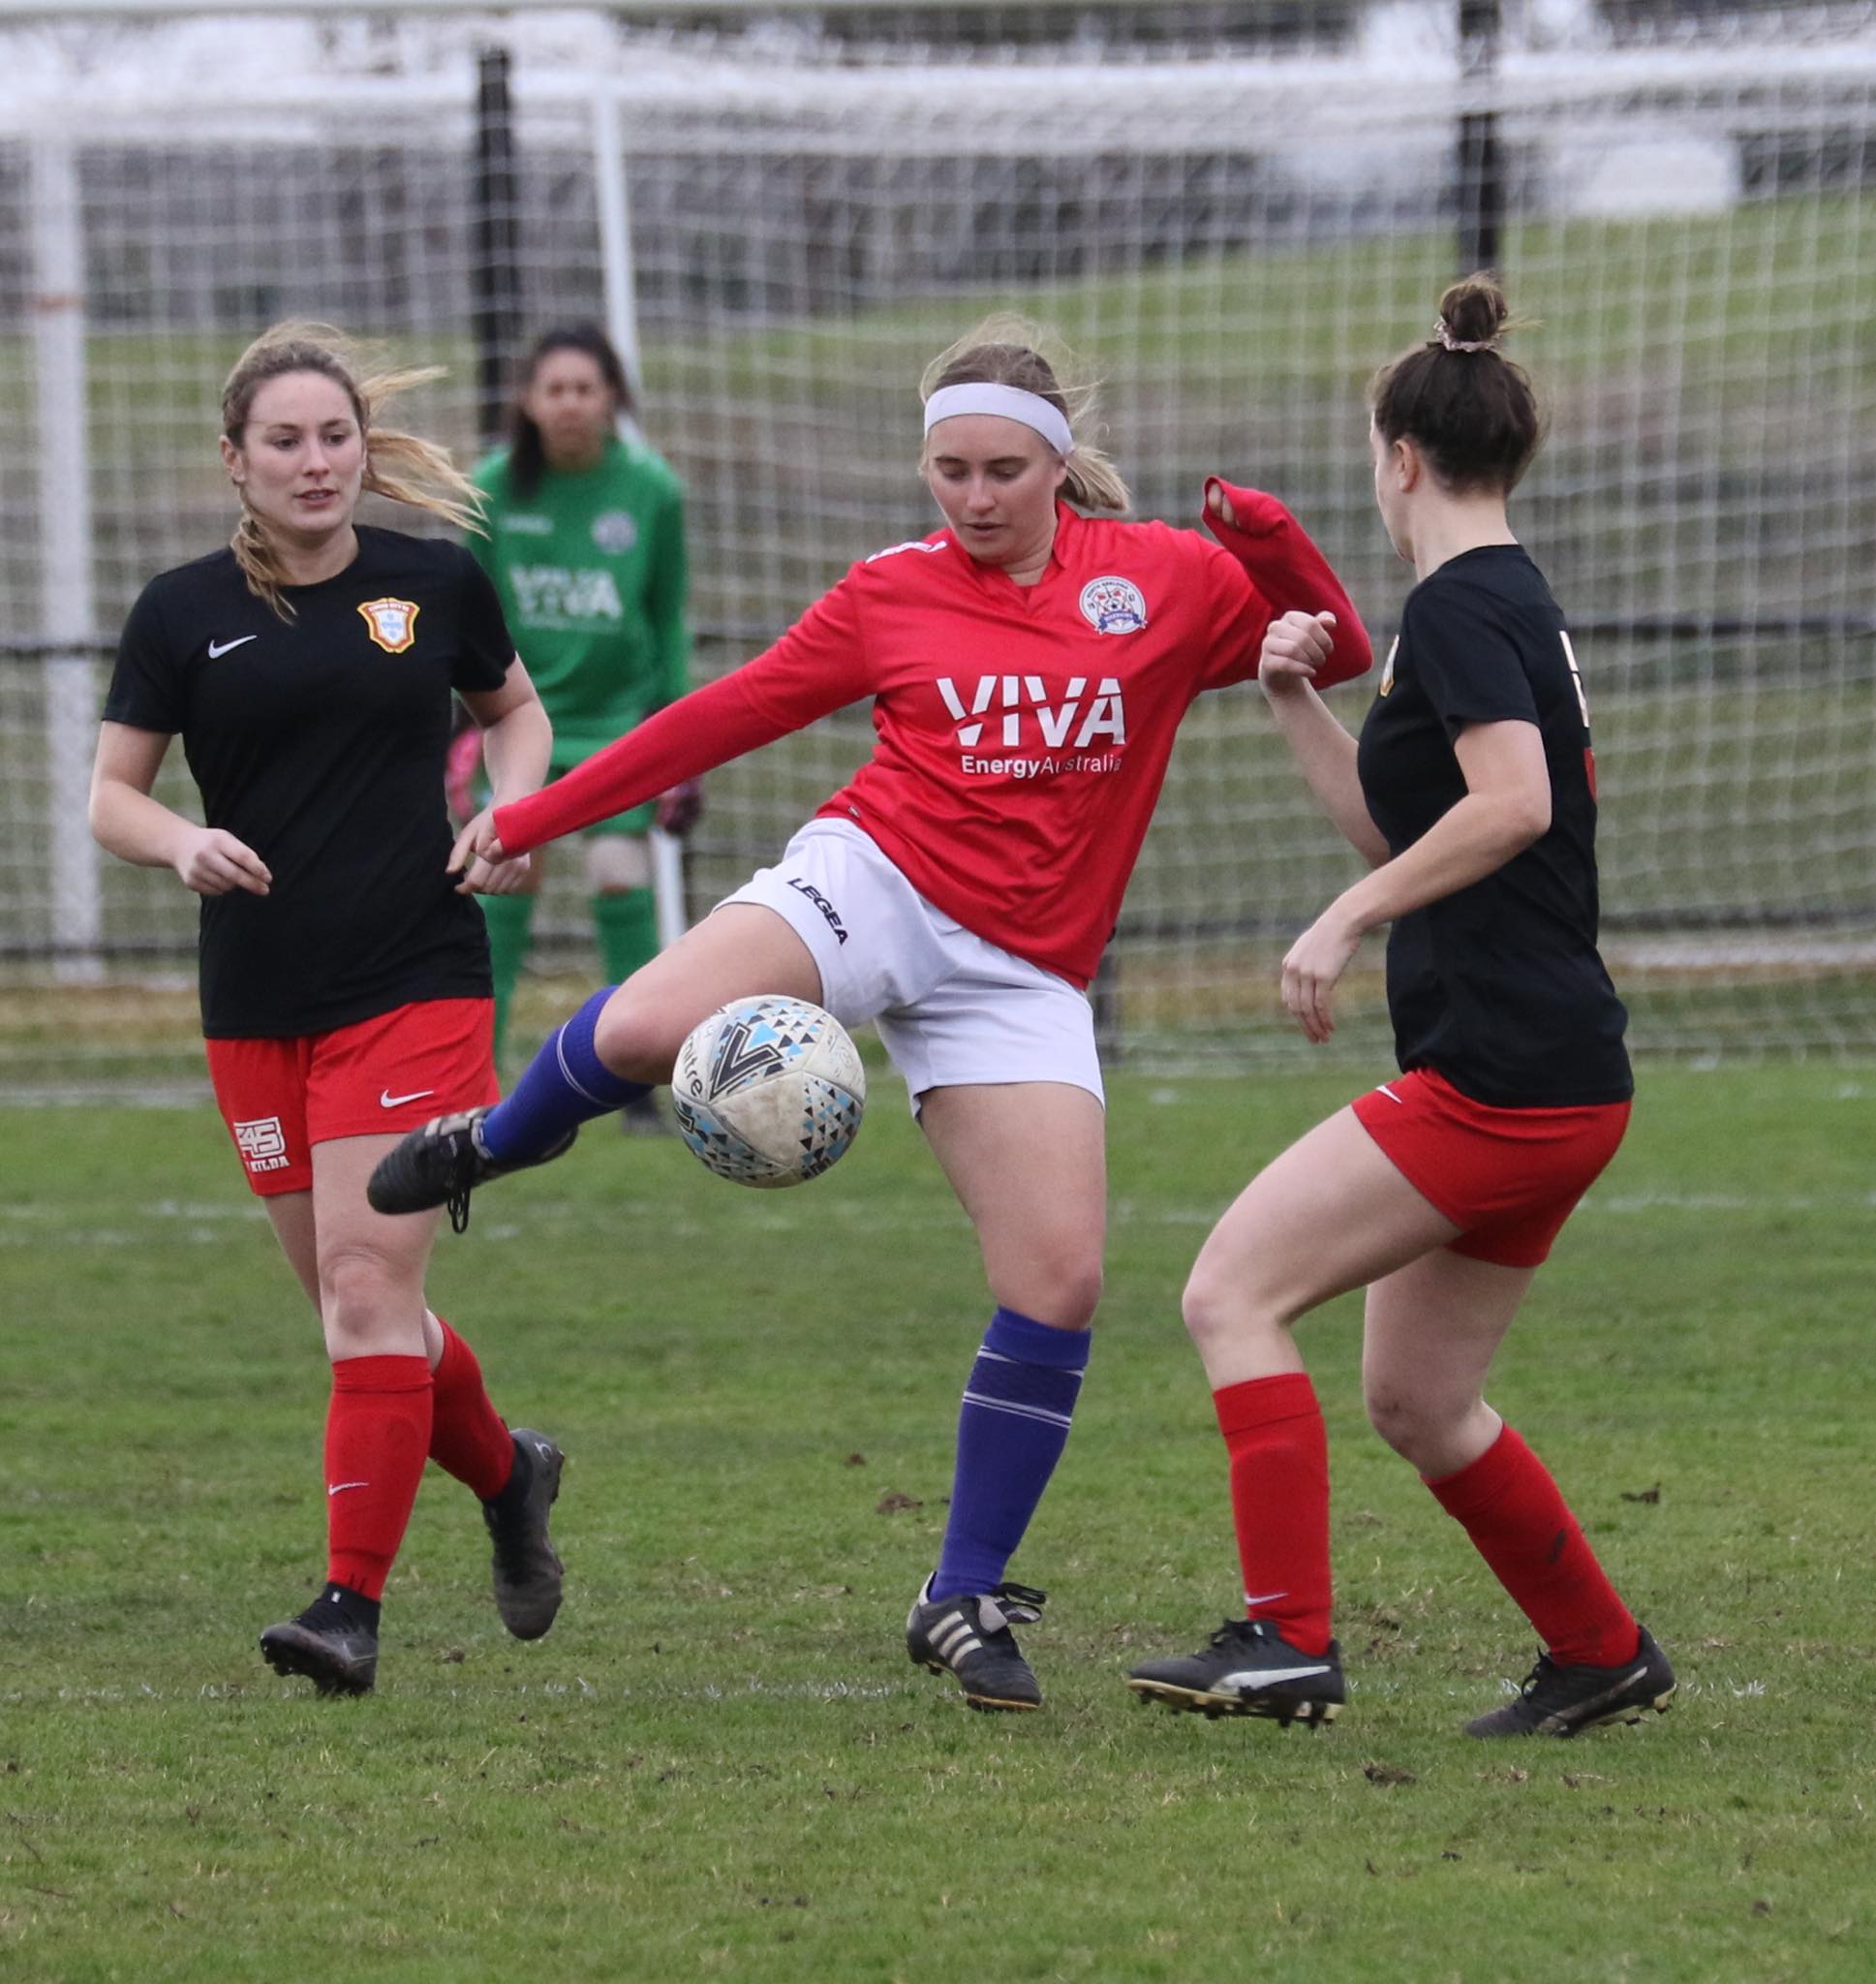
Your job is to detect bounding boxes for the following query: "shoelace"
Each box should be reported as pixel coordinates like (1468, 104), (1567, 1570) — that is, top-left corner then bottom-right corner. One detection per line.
(1206, 1617), (1272, 1652)
(1516, 1652), (1562, 1701)
(985, 1582), (1047, 1628)
(447, 1183), (473, 1234)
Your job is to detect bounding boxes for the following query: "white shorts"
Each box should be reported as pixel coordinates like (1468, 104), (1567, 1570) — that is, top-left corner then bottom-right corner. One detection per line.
(717, 818), (1103, 1106)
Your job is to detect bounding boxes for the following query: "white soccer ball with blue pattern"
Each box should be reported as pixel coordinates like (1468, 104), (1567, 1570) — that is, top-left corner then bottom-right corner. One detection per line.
(670, 995), (866, 1189)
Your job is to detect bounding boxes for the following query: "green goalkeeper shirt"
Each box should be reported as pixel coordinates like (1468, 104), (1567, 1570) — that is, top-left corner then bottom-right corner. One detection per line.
(471, 434), (690, 827)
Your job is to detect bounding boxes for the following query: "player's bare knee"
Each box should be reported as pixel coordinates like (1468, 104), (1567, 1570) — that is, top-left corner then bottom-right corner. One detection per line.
(1182, 1257), (1284, 1351)
(1364, 1383), (1451, 1468)
(593, 992), (678, 1084)
(1001, 1251), (1101, 1330)
(1051, 1257), (1104, 1330)
(319, 1242), (418, 1349)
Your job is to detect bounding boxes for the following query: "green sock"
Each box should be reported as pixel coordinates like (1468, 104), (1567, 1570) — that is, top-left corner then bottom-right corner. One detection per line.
(479, 891), (537, 1071)
(592, 886), (659, 985)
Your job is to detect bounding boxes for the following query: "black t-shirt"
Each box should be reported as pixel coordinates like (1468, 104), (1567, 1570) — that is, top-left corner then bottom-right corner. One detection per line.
(1355, 544), (1631, 1107)
(104, 527), (515, 1038)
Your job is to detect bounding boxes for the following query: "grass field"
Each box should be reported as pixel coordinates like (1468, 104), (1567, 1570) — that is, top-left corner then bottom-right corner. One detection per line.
(4, 1062), (1874, 1981)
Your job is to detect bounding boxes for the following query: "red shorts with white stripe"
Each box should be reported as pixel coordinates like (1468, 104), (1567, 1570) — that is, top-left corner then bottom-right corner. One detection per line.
(204, 998), (498, 1197)
(1351, 1066), (1630, 1268)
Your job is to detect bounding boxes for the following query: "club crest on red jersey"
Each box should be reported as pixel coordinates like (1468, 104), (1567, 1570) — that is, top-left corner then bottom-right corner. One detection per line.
(357, 597), (420, 654)
(1078, 574), (1148, 635)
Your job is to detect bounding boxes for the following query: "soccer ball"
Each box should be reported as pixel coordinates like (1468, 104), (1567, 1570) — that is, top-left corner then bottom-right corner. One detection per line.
(670, 995), (866, 1189)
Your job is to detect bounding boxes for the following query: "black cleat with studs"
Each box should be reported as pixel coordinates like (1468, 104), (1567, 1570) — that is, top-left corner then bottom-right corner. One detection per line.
(482, 1429), (566, 1640)
(366, 1107), (577, 1232)
(907, 1579), (1047, 1712)
(260, 1586), (380, 1697)
(1128, 1618), (1345, 1728)
(1464, 1627), (1676, 1738)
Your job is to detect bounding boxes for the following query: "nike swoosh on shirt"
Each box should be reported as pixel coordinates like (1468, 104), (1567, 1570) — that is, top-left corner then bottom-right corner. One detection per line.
(207, 636), (258, 659)
(380, 1088), (434, 1108)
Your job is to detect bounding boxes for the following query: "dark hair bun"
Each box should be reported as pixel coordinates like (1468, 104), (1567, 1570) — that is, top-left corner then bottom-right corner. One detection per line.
(1438, 273), (1511, 352)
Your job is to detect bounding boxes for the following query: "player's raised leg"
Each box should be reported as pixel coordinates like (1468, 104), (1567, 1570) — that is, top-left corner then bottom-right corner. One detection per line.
(1127, 1106), (1461, 1726)
(366, 903), (821, 1224)
(904, 1081), (1104, 1711)
(1363, 1253), (1674, 1736)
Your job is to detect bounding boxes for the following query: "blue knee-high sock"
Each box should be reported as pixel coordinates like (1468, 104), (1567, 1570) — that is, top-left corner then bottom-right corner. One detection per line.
(479, 984), (651, 1163)
(928, 1306), (1091, 1602)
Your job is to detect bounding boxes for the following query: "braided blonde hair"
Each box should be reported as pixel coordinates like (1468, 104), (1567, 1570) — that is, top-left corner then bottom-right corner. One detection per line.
(919, 312), (1130, 514)
(221, 321), (484, 618)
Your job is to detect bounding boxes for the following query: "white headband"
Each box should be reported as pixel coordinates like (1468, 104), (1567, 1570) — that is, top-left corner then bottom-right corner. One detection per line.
(923, 382), (1074, 458)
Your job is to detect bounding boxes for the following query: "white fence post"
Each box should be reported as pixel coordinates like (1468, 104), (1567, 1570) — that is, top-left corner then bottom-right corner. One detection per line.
(592, 87), (687, 949)
(31, 134), (104, 984)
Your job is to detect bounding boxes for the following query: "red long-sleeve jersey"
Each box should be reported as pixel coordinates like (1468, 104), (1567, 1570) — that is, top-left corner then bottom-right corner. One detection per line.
(496, 492), (1369, 987)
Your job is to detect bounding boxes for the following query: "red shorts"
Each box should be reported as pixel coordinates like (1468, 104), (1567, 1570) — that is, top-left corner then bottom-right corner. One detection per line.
(1351, 1066), (1630, 1268)
(205, 998), (499, 1197)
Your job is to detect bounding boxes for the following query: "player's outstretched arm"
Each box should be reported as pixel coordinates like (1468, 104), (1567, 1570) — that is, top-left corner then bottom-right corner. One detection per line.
(89, 720), (272, 897)
(491, 583), (873, 858)
(1202, 479), (1372, 688)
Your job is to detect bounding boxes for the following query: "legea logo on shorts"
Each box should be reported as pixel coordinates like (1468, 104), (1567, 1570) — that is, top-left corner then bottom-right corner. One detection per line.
(1078, 575), (1148, 635)
(935, 674), (1127, 755)
(233, 1115), (292, 1174)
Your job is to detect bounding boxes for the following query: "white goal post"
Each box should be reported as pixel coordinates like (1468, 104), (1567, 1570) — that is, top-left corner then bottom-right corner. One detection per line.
(1, 2), (1873, 1094)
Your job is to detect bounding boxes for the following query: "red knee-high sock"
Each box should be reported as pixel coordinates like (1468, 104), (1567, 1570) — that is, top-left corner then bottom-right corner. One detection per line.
(1214, 1372), (1334, 1657)
(1424, 1425), (1639, 1667)
(324, 1355), (434, 1602)
(427, 1317), (515, 1502)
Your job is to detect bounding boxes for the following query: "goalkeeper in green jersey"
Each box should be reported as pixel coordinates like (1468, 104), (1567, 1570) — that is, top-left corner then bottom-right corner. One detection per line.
(453, 326), (697, 1112)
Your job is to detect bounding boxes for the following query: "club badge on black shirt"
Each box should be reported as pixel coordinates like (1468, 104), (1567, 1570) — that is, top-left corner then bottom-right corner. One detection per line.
(104, 527), (516, 1039)
(1356, 544), (1631, 1108)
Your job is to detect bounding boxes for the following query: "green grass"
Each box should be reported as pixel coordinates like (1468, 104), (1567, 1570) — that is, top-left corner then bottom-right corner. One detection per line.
(4, 1064), (1875, 1980)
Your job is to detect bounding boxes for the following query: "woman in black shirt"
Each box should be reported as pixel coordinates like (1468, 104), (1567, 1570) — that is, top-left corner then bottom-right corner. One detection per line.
(1130, 277), (1674, 1739)
(90, 324), (560, 1696)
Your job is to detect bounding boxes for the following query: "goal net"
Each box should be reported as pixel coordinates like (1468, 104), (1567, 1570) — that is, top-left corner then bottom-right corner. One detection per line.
(2, 0), (1872, 1096)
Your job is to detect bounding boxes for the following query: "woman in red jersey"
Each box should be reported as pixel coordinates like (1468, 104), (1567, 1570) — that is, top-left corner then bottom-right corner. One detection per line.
(1128, 276), (1676, 1739)
(89, 324), (566, 1697)
(370, 314), (1371, 1711)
